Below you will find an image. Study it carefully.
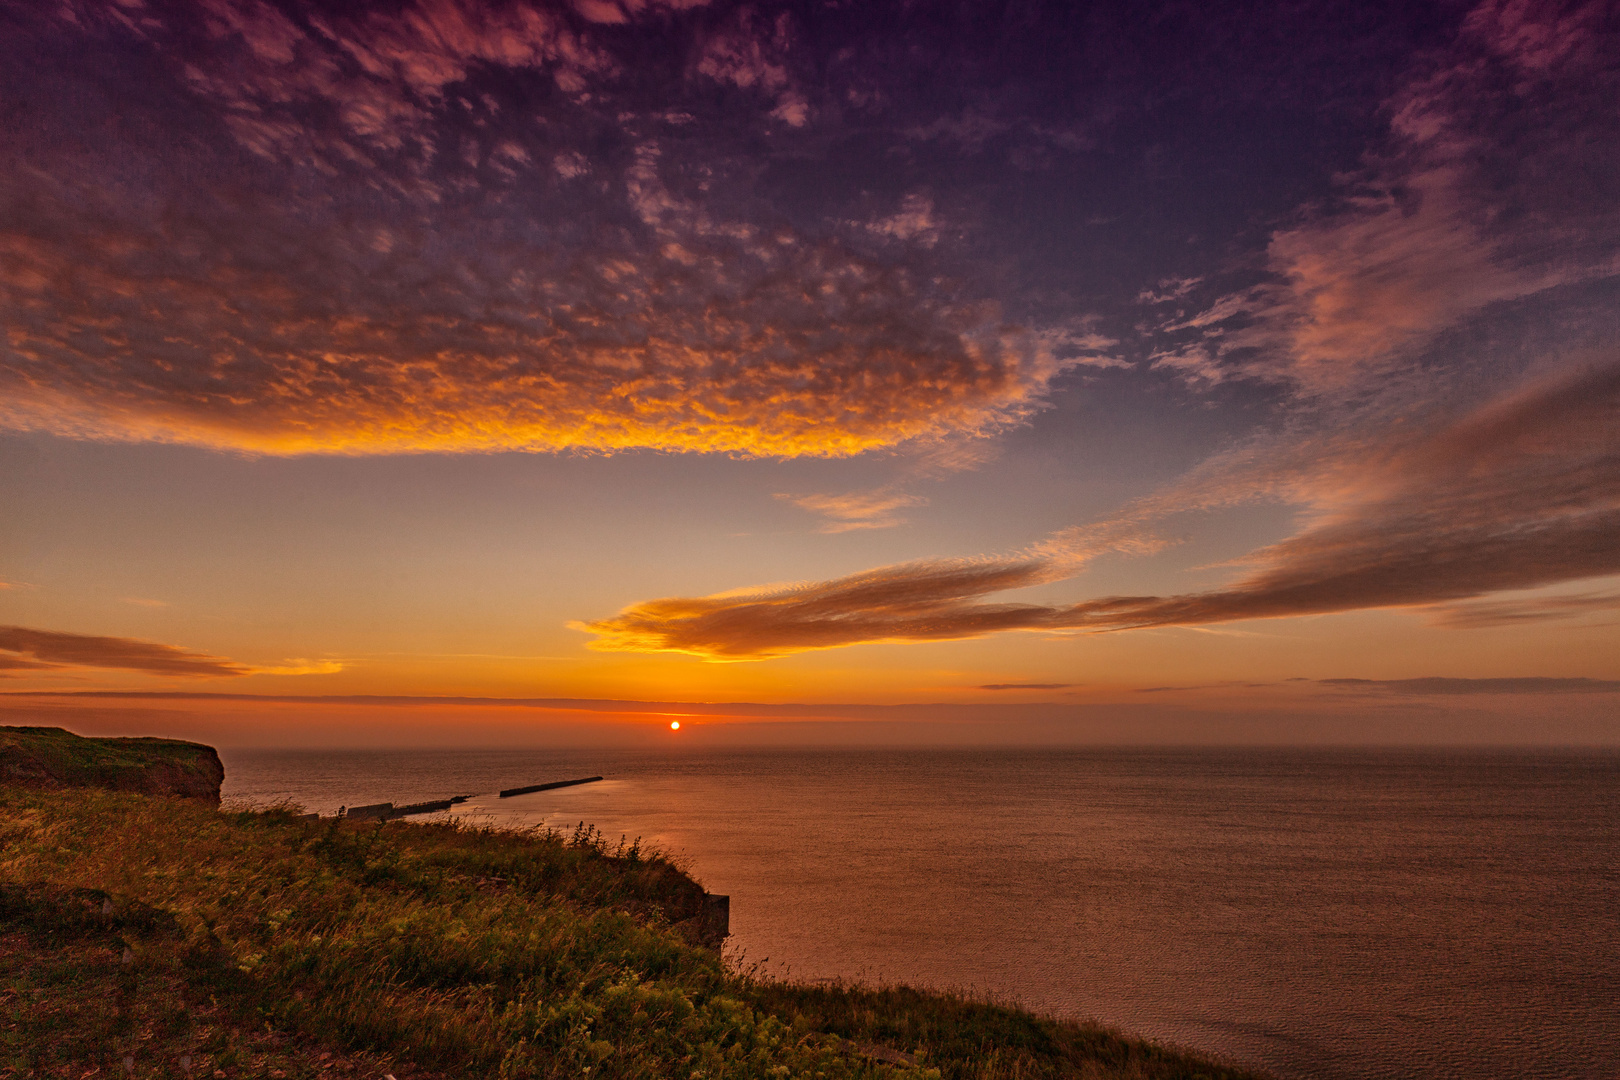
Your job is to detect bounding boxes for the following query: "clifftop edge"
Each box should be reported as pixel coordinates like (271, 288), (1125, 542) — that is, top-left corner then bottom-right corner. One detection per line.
(0, 725), (223, 803)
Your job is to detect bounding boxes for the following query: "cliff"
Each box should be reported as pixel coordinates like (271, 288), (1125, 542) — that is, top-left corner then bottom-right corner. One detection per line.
(0, 725), (224, 803)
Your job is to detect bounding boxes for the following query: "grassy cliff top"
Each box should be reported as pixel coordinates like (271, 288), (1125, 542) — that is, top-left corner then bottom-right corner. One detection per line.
(0, 726), (223, 802)
(1, 787), (1267, 1080)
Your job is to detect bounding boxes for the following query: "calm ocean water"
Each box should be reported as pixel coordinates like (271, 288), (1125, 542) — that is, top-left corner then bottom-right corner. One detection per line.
(222, 746), (1619, 1080)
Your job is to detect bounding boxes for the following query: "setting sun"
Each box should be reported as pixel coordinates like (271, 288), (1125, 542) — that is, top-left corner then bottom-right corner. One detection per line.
(670, 721), (680, 731)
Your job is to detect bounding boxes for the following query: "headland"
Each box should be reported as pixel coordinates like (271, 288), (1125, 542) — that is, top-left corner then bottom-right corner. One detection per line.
(0, 726), (1265, 1079)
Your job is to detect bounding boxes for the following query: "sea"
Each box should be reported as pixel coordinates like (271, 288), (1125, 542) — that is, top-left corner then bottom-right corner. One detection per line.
(222, 746), (1620, 1080)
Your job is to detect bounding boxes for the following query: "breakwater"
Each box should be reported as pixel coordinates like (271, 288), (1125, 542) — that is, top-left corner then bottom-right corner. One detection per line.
(499, 776), (603, 798)
(343, 795), (473, 822)
(329, 776), (604, 820)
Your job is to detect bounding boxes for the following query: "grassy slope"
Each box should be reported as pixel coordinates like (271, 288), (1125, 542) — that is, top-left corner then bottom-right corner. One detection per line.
(0, 727), (223, 801)
(0, 788), (1267, 1080)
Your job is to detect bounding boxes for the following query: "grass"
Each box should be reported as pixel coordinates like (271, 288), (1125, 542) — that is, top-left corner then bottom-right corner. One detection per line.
(0, 787), (1267, 1080)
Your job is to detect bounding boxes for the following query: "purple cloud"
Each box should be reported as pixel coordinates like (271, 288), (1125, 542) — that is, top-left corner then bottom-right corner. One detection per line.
(0, 0), (1076, 457)
(1150, 0), (1620, 393)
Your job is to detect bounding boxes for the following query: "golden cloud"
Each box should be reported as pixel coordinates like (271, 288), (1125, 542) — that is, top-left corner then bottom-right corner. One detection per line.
(0, 217), (1066, 455)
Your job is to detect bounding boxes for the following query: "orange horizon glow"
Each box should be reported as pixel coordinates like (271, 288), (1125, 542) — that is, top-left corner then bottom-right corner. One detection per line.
(5, 686), (1618, 751)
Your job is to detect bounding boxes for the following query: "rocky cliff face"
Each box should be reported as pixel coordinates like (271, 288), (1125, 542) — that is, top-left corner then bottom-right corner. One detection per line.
(0, 726), (224, 803)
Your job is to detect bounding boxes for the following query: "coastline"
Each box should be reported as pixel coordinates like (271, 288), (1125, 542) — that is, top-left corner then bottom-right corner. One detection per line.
(219, 743), (1620, 1080)
(2, 783), (1267, 1079)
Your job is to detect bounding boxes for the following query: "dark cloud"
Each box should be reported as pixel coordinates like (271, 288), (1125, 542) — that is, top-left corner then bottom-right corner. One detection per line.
(583, 361), (1620, 657)
(1320, 677), (1620, 696)
(0, 655), (59, 672)
(978, 683), (1073, 690)
(0, 626), (251, 677)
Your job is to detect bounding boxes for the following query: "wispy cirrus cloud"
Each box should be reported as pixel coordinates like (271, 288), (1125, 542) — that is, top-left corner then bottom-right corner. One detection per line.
(254, 658), (346, 676)
(777, 488), (928, 533)
(580, 360), (1620, 658)
(1149, 0), (1620, 393)
(1421, 587), (1620, 629)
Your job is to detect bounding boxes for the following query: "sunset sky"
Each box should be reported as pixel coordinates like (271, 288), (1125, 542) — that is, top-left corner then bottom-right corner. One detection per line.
(2, 0), (1617, 746)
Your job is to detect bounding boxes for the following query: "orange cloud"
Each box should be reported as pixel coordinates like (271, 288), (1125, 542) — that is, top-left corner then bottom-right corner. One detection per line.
(0, 1), (1073, 458)
(580, 360), (1620, 657)
(0, 626), (252, 678)
(1, 194), (1071, 456)
(577, 557), (1067, 659)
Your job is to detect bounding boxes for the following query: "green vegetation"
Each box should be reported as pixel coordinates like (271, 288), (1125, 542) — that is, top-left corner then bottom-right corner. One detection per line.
(1, 787), (1266, 1080)
(0, 726), (223, 802)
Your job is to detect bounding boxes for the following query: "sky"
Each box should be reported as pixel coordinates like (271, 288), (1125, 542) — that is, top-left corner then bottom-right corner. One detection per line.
(1, 0), (1618, 747)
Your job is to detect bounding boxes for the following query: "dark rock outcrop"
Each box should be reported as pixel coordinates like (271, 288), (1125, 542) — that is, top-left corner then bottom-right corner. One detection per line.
(0, 726), (224, 803)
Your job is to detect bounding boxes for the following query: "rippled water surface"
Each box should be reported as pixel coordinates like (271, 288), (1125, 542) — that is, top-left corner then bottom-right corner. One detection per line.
(224, 746), (1620, 1080)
